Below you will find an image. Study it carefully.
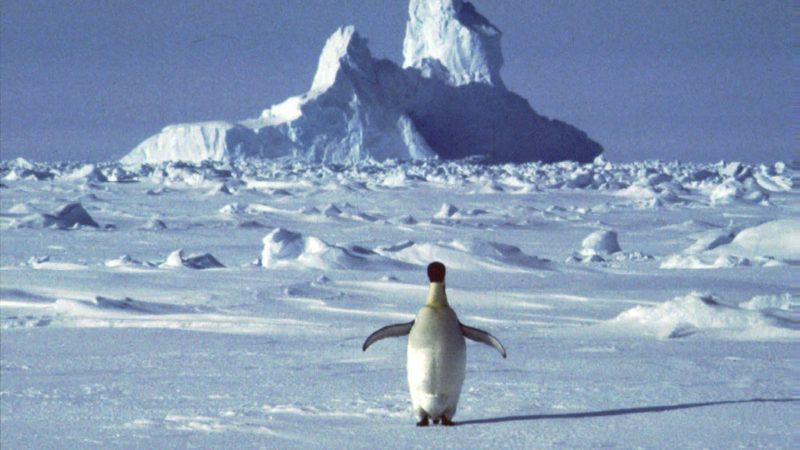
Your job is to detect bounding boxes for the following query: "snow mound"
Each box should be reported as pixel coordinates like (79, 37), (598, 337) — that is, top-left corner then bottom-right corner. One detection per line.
(661, 219), (800, 268)
(721, 219), (800, 261)
(105, 166), (138, 183)
(656, 220), (721, 233)
(580, 230), (622, 256)
(709, 179), (769, 206)
(62, 164), (108, 183)
(48, 203), (100, 229)
(26, 256), (88, 271)
(569, 230), (652, 264)
(615, 180), (691, 208)
(739, 293), (794, 312)
(7, 156), (33, 170)
(322, 203), (342, 217)
(139, 218), (167, 231)
(609, 292), (798, 339)
(237, 220), (267, 229)
(433, 203), (459, 219)
(121, 1), (602, 165)
(260, 228), (409, 270)
(376, 238), (549, 272)
(431, 202), (487, 220)
(219, 203), (245, 215)
(161, 249), (225, 269)
(204, 183), (235, 196)
(105, 254), (156, 269)
(10, 203), (101, 230)
(683, 229), (737, 254)
(659, 254), (764, 269)
(5, 203), (38, 215)
(396, 215), (418, 225)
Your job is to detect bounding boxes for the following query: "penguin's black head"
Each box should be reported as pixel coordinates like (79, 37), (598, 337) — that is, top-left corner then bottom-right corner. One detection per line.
(427, 261), (446, 283)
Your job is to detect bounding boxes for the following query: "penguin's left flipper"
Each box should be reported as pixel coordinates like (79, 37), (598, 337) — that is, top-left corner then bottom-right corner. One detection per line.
(362, 321), (415, 351)
(460, 323), (507, 358)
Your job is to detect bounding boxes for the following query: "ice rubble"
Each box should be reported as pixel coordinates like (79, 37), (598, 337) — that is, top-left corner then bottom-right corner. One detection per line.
(1, 157), (56, 181)
(63, 164), (108, 183)
(121, 0), (602, 165)
(1, 157), (794, 211)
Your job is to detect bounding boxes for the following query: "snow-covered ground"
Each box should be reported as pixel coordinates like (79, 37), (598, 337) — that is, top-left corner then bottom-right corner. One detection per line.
(1, 157), (797, 448)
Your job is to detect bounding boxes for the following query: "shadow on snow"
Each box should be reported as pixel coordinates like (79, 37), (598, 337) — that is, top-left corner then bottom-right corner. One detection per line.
(457, 398), (798, 426)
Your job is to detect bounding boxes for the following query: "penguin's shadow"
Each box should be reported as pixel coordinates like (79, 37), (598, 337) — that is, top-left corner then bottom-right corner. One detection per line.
(457, 398), (797, 426)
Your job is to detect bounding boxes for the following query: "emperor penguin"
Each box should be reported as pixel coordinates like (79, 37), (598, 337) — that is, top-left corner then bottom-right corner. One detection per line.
(363, 261), (506, 426)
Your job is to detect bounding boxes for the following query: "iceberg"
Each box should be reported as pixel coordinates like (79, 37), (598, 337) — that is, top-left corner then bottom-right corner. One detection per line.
(122, 0), (603, 165)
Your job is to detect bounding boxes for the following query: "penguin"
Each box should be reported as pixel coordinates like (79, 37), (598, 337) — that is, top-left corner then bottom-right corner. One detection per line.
(362, 261), (506, 426)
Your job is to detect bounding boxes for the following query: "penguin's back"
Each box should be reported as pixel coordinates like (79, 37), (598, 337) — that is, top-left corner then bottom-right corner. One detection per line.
(407, 306), (466, 417)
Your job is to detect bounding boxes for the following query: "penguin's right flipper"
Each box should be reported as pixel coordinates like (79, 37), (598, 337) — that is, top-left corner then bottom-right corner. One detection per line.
(362, 321), (414, 351)
(460, 323), (507, 358)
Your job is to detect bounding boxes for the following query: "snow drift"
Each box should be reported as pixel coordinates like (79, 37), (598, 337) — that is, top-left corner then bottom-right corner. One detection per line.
(661, 219), (800, 269)
(260, 228), (410, 270)
(608, 292), (798, 339)
(122, 0), (602, 165)
(376, 238), (550, 272)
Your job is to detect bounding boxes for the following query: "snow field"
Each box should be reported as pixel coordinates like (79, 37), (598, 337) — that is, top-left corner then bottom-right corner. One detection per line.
(1, 157), (797, 447)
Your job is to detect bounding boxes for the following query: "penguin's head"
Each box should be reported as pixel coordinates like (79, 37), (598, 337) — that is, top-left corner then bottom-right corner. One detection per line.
(427, 261), (446, 283)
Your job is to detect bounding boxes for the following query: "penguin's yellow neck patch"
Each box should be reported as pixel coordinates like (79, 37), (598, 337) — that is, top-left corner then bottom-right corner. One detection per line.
(425, 282), (449, 309)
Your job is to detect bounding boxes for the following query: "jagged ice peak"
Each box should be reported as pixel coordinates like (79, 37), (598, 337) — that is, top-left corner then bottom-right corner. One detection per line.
(403, 0), (504, 88)
(310, 26), (373, 94)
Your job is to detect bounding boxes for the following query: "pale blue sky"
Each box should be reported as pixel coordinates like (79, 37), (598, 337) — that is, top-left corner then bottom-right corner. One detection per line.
(1, 0), (793, 163)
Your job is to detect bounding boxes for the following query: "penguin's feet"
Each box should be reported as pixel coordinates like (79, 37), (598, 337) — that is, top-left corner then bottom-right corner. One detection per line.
(416, 416), (429, 427)
(441, 415), (455, 426)
(432, 419), (440, 425)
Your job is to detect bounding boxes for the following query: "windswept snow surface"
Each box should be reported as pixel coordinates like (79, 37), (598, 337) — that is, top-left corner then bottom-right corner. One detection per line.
(1, 157), (798, 448)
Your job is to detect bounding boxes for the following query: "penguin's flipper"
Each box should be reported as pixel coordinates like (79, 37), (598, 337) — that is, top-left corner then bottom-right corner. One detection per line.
(362, 321), (414, 351)
(460, 323), (507, 358)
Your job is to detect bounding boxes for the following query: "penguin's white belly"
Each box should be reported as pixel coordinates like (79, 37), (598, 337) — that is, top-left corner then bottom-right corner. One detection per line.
(406, 307), (466, 419)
